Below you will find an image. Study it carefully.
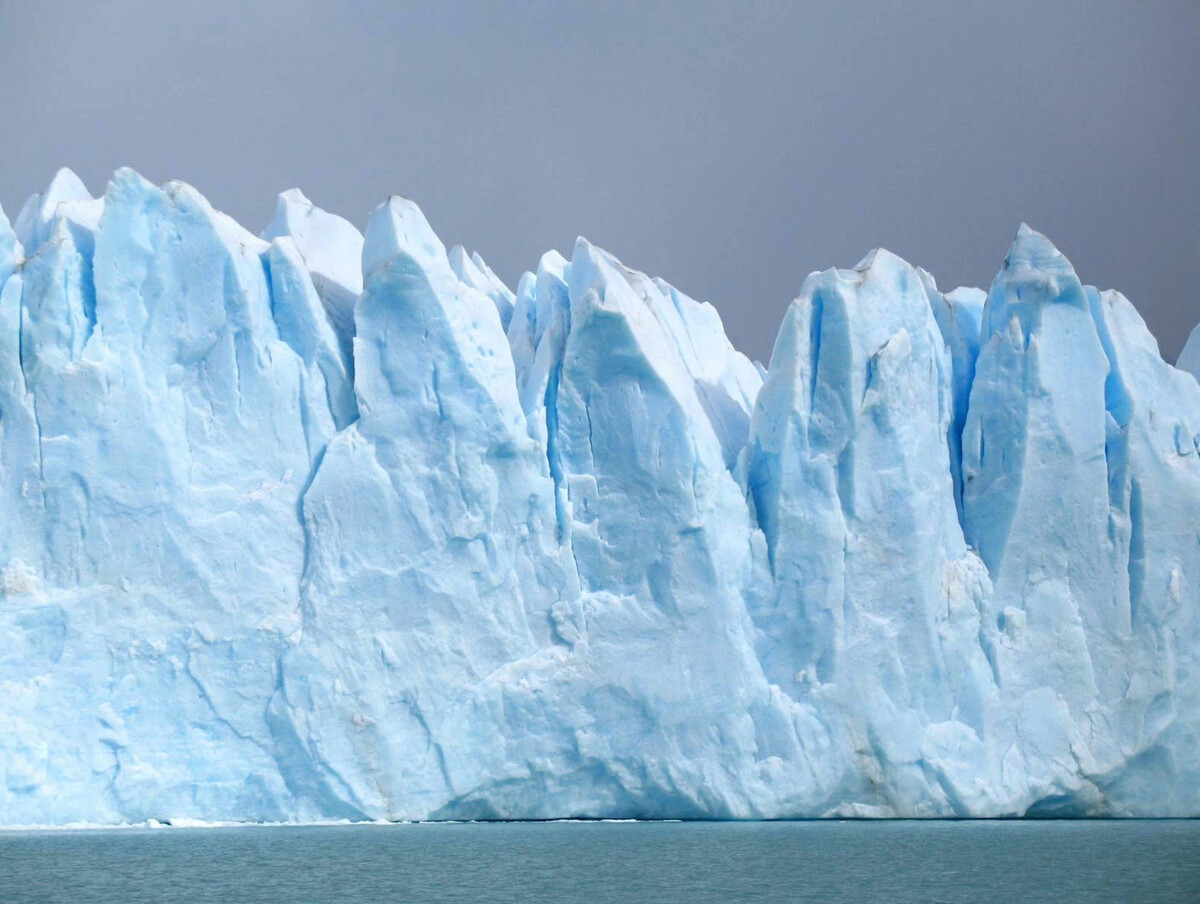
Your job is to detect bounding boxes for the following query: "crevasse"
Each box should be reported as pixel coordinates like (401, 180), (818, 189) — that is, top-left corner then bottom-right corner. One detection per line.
(0, 169), (1197, 825)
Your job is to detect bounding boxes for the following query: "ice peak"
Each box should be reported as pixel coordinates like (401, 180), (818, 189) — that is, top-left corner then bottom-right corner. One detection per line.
(1001, 223), (1075, 277)
(565, 237), (606, 298)
(1179, 322), (1200, 380)
(448, 244), (517, 329)
(44, 166), (92, 205)
(263, 188), (362, 284)
(363, 195), (447, 282)
(14, 166), (96, 254)
(278, 186), (312, 206)
(946, 286), (987, 306)
(853, 246), (912, 277)
(983, 225), (1089, 341)
(260, 187), (363, 361)
(0, 201), (16, 251)
(0, 202), (20, 281)
(105, 166), (157, 204)
(538, 248), (569, 278)
(568, 237), (664, 315)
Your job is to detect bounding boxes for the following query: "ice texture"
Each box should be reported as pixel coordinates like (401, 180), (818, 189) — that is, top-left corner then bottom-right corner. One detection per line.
(1179, 323), (1200, 380)
(0, 170), (1197, 825)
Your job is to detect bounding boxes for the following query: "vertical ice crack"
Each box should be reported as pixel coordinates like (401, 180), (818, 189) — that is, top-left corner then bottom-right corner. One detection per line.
(1127, 476), (1145, 629)
(543, 361), (570, 544)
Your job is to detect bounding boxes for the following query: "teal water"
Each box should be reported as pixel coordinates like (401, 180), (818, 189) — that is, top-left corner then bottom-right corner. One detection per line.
(0, 820), (1197, 903)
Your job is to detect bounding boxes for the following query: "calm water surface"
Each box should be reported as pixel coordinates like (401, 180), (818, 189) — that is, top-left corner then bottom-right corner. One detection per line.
(1, 820), (1197, 903)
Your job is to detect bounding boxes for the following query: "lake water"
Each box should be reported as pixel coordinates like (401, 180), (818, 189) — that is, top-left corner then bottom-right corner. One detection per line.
(0, 820), (1197, 903)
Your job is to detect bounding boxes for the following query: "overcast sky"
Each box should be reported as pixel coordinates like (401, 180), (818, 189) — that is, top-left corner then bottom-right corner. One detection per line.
(1, 0), (1196, 363)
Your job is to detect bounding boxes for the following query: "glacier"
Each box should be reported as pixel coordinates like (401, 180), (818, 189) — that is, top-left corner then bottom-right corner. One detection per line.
(0, 168), (1197, 825)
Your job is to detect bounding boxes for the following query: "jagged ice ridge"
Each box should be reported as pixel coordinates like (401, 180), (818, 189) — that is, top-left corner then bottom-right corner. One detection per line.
(0, 168), (1198, 825)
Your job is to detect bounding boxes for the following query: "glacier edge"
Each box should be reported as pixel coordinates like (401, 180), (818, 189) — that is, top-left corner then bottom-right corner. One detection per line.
(0, 171), (1197, 824)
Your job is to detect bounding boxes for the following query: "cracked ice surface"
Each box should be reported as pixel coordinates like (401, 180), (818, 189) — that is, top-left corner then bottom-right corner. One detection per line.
(0, 169), (1198, 825)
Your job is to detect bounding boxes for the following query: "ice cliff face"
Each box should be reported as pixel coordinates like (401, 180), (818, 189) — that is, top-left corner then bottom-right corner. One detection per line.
(0, 169), (1196, 825)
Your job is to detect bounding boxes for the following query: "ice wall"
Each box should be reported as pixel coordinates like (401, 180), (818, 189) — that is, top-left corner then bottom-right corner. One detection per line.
(0, 170), (1197, 825)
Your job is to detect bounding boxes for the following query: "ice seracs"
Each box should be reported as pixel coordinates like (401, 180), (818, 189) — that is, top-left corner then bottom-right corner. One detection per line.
(13, 167), (101, 257)
(448, 243), (517, 329)
(744, 248), (1001, 815)
(263, 187), (364, 368)
(274, 195), (569, 820)
(0, 170), (1197, 825)
(1179, 322), (1200, 379)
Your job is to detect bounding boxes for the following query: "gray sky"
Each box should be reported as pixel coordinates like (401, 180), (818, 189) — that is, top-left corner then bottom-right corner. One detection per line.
(1, 0), (1196, 363)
